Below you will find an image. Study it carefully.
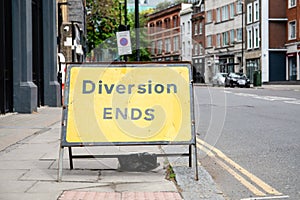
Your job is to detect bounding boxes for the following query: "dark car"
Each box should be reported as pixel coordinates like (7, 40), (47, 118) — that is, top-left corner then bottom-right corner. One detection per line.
(225, 72), (250, 88)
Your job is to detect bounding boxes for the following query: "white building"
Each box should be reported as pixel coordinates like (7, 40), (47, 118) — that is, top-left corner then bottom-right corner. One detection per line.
(204, 0), (245, 83)
(180, 4), (193, 62)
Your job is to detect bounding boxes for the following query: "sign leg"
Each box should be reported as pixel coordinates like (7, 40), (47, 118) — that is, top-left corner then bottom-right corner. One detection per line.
(194, 144), (199, 181)
(58, 146), (64, 182)
(68, 147), (74, 170)
(189, 145), (192, 167)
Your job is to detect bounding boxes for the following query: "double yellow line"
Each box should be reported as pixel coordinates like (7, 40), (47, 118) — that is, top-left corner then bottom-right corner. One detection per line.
(196, 138), (285, 197)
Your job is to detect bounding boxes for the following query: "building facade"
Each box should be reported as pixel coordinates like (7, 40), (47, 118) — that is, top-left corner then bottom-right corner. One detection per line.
(147, 4), (191, 61)
(58, 0), (86, 63)
(245, 0), (287, 82)
(180, 4), (193, 62)
(286, 0), (300, 81)
(0, 0), (60, 114)
(244, 0), (261, 82)
(204, 0), (245, 83)
(192, 0), (205, 83)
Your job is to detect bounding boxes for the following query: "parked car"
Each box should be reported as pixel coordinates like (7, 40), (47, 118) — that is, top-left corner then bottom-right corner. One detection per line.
(224, 72), (250, 88)
(212, 73), (227, 86)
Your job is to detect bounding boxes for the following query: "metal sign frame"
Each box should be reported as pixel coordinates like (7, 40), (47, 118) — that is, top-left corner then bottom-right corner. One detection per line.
(58, 62), (198, 181)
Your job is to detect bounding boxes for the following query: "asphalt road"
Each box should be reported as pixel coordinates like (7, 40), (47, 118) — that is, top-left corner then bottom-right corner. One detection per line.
(194, 86), (300, 200)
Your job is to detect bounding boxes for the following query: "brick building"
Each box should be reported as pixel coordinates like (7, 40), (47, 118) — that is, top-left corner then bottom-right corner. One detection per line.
(286, 0), (300, 81)
(147, 3), (192, 61)
(192, 0), (205, 83)
(245, 0), (287, 82)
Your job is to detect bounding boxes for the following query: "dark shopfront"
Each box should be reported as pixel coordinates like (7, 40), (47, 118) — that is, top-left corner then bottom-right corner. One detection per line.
(219, 56), (236, 73)
(0, 0), (13, 114)
(0, 0), (60, 114)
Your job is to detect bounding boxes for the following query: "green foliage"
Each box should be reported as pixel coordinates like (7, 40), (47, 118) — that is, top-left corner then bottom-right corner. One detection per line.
(125, 8), (154, 61)
(155, 0), (187, 11)
(86, 0), (120, 52)
(86, 0), (154, 61)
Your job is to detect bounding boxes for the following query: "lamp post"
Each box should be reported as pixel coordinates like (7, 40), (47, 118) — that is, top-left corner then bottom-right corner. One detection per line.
(135, 0), (140, 61)
(238, 0), (244, 73)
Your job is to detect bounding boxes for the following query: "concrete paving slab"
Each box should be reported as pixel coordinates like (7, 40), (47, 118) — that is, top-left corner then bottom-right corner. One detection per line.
(0, 180), (36, 193)
(115, 181), (178, 192)
(20, 128), (60, 144)
(0, 143), (58, 161)
(20, 168), (100, 182)
(50, 159), (119, 170)
(0, 169), (28, 180)
(26, 181), (111, 193)
(0, 160), (54, 170)
(99, 170), (166, 183)
(0, 128), (37, 151)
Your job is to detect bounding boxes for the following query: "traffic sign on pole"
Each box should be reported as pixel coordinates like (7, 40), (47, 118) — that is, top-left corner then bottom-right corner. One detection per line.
(116, 31), (132, 56)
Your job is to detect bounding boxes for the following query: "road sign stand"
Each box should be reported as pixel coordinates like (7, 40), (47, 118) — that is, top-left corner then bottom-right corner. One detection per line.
(57, 62), (198, 182)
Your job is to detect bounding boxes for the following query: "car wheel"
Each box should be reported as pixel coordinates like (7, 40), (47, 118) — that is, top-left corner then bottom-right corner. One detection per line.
(230, 81), (234, 88)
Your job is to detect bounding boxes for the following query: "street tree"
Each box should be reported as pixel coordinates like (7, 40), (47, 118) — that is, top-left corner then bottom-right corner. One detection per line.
(86, 0), (120, 52)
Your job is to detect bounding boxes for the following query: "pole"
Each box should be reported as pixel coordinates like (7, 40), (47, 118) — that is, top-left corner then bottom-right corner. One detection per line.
(125, 0), (127, 25)
(241, 1), (244, 73)
(124, 0), (128, 61)
(135, 0), (140, 61)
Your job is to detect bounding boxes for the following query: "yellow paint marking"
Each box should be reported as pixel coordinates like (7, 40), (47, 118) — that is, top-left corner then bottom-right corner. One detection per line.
(198, 144), (266, 196)
(197, 138), (282, 196)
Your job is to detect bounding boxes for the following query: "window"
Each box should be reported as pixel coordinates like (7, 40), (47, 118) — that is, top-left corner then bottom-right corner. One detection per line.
(165, 38), (171, 53)
(182, 22), (185, 34)
(253, 26), (260, 48)
(200, 4), (205, 12)
(217, 34), (221, 47)
(188, 41), (191, 56)
(173, 16), (178, 27)
(194, 42), (198, 55)
(199, 23), (203, 35)
(247, 3), (252, 24)
(173, 36), (179, 52)
(194, 23), (198, 35)
(151, 42), (155, 55)
(230, 29), (235, 44)
(157, 40), (163, 54)
(237, 28), (243, 41)
(247, 28), (253, 49)
(222, 32), (229, 46)
(289, 0), (296, 8)
(289, 21), (296, 40)
(216, 8), (221, 23)
(207, 35), (212, 47)
(199, 43), (203, 55)
(188, 21), (190, 34)
(182, 42), (185, 56)
(207, 10), (212, 23)
(230, 3), (234, 19)
(222, 5), (229, 21)
(254, 1), (259, 22)
(237, 2), (243, 14)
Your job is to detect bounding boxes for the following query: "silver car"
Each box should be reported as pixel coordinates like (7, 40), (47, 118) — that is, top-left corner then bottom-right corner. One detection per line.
(212, 73), (227, 86)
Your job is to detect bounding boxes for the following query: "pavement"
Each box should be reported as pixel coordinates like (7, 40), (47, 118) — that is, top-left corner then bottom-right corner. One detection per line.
(1, 84), (298, 200)
(0, 106), (224, 200)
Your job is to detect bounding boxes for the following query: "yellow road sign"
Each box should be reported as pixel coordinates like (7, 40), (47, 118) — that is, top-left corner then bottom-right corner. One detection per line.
(63, 63), (193, 144)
